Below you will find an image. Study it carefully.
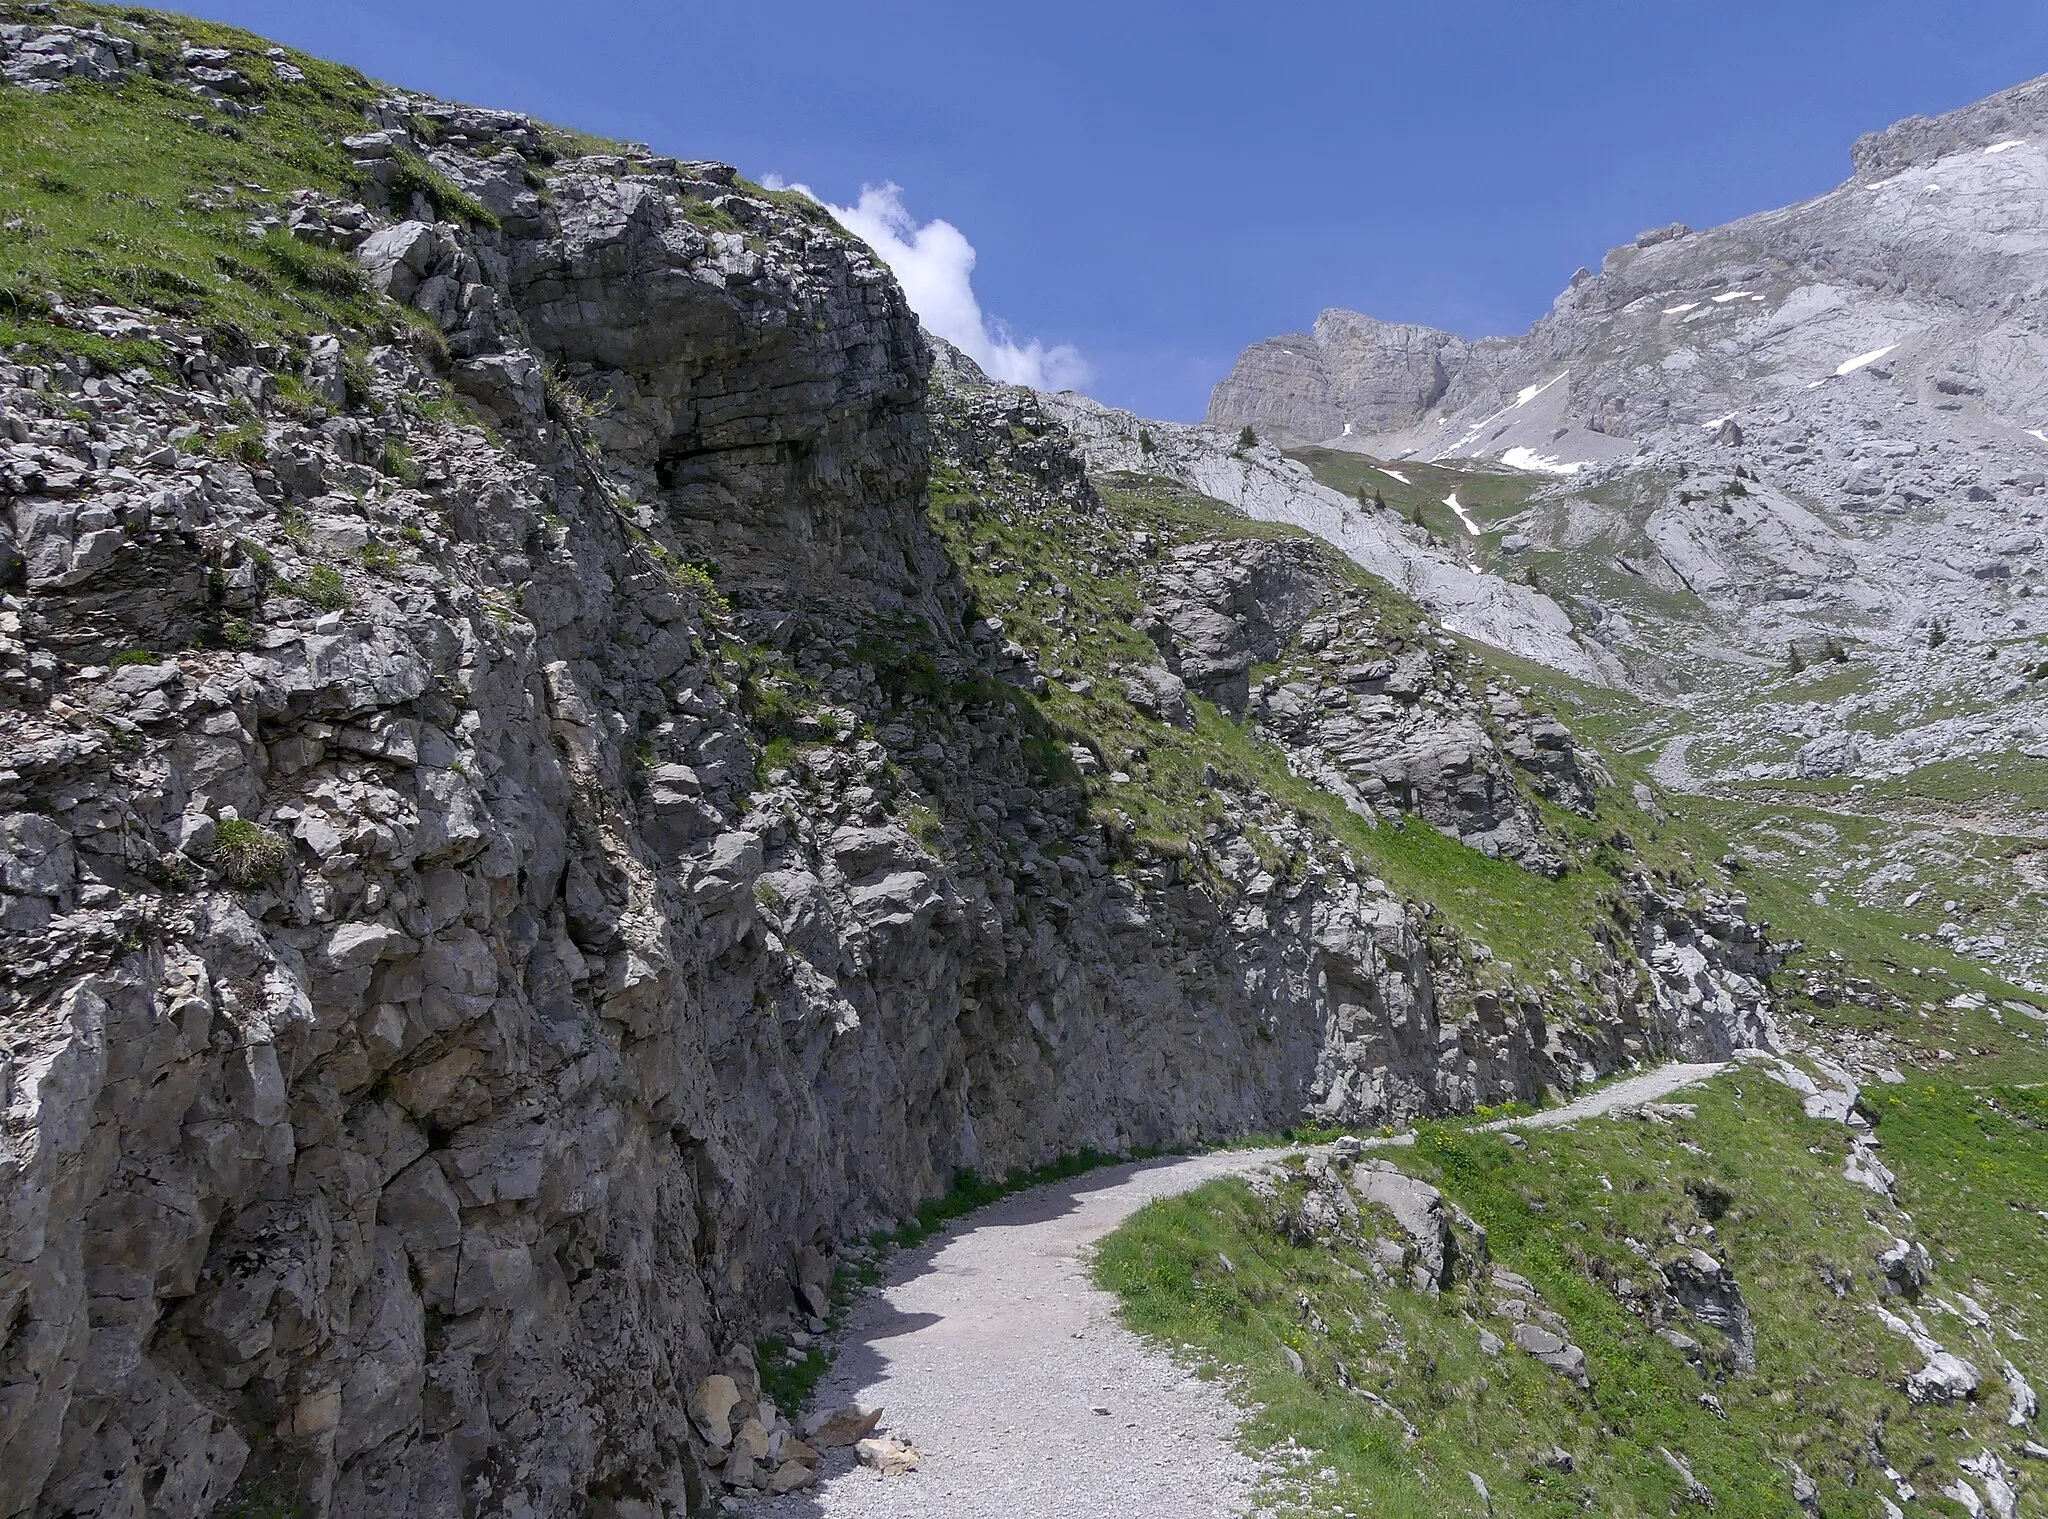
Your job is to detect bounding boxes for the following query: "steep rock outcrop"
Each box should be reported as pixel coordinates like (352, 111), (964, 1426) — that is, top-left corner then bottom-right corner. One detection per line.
(1208, 309), (1475, 445)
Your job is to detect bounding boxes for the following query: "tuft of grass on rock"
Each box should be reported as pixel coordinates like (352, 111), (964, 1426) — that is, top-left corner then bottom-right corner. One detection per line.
(207, 817), (289, 886)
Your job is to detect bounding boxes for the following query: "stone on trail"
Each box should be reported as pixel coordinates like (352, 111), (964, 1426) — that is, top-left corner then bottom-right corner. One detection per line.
(855, 1436), (922, 1475)
(806, 1403), (885, 1448)
(722, 1451), (759, 1491)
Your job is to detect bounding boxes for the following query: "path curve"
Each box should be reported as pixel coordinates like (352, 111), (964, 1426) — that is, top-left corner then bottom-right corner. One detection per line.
(1482, 1061), (1725, 1130)
(767, 1061), (1727, 1518)
(1651, 731), (1699, 791)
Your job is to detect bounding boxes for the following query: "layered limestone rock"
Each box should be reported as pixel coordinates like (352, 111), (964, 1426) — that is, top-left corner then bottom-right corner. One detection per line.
(0, 39), (1780, 1519)
(1043, 391), (1626, 686)
(1208, 310), (1484, 446)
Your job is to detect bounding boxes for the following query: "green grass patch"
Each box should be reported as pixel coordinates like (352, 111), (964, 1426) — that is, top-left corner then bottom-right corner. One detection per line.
(207, 817), (289, 886)
(1099, 1070), (2042, 1517)
(276, 563), (348, 610)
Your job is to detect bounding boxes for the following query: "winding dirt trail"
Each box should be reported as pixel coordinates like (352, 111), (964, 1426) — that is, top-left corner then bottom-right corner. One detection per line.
(767, 1061), (1727, 1519)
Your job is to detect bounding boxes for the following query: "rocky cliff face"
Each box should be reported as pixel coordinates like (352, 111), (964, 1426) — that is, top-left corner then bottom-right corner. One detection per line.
(1205, 310), (1479, 447)
(0, 11), (1781, 1518)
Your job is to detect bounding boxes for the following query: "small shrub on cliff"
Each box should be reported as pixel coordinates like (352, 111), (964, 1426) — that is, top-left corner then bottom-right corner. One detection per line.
(208, 419), (267, 465)
(208, 818), (289, 887)
(1237, 424), (1258, 450)
(540, 358), (615, 425)
(279, 564), (348, 611)
(354, 540), (401, 577)
(669, 558), (725, 610)
(379, 440), (421, 484)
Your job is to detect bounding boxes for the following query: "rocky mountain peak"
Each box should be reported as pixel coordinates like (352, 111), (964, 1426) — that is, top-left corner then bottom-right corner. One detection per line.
(1850, 68), (2048, 178)
(1207, 307), (1471, 446)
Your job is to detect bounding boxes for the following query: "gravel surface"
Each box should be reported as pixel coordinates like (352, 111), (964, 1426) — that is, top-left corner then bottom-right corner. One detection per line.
(766, 1149), (1288, 1519)
(1484, 1061), (1727, 1130)
(752, 1061), (1727, 1519)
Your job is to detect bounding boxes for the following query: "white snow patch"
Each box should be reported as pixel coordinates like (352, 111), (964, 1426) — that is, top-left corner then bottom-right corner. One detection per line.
(1836, 344), (1898, 377)
(1985, 139), (2028, 154)
(2028, 428), (2048, 444)
(1377, 466), (1411, 484)
(1341, 421), (1352, 435)
(1712, 291), (1753, 303)
(1701, 414), (1735, 430)
(1444, 491), (1481, 535)
(1499, 446), (1586, 476)
(1439, 373), (1569, 458)
(1663, 302), (1699, 315)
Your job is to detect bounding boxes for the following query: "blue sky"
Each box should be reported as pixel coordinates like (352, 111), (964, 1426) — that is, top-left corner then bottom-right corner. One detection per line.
(193, 1), (2048, 420)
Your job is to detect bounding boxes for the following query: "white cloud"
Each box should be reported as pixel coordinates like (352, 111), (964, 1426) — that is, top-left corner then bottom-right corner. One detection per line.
(763, 177), (1088, 391)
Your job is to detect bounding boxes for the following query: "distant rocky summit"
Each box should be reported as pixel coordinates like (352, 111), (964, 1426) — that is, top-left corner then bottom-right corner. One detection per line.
(1212, 68), (2048, 464)
(1206, 310), (1476, 444)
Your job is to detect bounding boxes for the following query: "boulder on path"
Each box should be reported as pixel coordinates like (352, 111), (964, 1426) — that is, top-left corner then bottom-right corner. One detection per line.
(855, 1436), (921, 1475)
(805, 1404), (884, 1448)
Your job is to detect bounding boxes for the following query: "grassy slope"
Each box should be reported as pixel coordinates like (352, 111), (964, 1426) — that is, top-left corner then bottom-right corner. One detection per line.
(1098, 1062), (2048, 1518)
(0, 2), (466, 368)
(945, 437), (2044, 1028)
(1286, 447), (1712, 661)
(928, 443), (1737, 1014)
(1089, 467), (2048, 1519)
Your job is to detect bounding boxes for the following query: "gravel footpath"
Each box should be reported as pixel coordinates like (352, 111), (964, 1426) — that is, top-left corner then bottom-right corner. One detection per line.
(1484, 1061), (1726, 1130)
(766, 1149), (1289, 1519)
(756, 1061), (1727, 1519)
